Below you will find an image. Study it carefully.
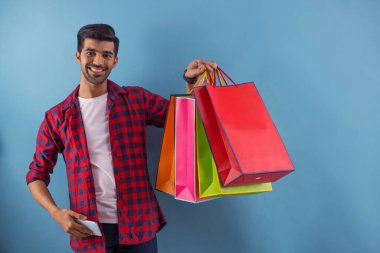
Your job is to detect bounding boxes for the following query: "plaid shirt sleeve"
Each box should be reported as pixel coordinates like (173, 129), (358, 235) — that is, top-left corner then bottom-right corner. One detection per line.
(141, 87), (169, 128)
(26, 111), (64, 186)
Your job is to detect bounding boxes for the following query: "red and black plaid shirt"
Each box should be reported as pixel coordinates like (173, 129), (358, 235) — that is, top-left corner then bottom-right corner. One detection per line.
(26, 80), (169, 253)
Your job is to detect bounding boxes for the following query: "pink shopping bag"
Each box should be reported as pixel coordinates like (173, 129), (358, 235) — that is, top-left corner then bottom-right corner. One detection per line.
(174, 97), (212, 203)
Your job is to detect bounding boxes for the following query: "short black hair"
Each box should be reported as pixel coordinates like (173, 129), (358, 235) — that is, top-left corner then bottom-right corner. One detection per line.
(77, 24), (119, 56)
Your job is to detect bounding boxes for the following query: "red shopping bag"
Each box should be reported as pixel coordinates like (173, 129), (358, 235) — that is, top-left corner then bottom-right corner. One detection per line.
(194, 68), (294, 186)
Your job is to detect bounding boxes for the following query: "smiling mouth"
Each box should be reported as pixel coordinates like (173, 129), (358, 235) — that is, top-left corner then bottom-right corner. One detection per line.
(87, 66), (106, 74)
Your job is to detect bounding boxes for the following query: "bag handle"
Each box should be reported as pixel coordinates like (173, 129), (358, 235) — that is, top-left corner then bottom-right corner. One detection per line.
(193, 67), (237, 88)
(193, 71), (207, 88)
(215, 69), (227, 86)
(216, 67), (238, 87)
(192, 71), (214, 96)
(207, 67), (238, 87)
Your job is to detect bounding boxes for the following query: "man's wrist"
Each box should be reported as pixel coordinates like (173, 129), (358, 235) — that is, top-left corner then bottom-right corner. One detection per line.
(183, 69), (198, 84)
(49, 206), (61, 218)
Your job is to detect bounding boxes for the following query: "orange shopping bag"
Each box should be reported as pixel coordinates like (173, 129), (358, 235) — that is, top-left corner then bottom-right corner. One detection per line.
(155, 95), (181, 195)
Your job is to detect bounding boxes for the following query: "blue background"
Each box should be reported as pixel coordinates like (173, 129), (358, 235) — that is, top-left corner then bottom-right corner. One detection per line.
(0, 0), (379, 252)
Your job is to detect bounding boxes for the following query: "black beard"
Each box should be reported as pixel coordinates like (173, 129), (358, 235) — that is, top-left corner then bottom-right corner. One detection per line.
(83, 64), (110, 85)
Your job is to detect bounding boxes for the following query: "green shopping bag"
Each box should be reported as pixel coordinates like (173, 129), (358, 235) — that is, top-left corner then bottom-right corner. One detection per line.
(196, 109), (273, 197)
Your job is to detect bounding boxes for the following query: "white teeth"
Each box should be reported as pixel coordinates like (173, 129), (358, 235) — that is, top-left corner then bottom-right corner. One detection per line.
(89, 67), (104, 73)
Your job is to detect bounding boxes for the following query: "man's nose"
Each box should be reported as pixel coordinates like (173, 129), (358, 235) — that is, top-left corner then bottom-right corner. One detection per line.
(93, 54), (104, 66)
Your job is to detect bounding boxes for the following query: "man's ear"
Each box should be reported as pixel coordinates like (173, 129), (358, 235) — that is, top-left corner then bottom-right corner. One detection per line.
(75, 51), (81, 64)
(113, 56), (119, 68)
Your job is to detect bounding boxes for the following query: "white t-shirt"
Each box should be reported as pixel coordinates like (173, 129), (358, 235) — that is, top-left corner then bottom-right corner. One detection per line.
(78, 92), (118, 224)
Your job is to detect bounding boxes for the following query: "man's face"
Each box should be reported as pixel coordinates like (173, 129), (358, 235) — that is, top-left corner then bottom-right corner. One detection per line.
(76, 38), (118, 86)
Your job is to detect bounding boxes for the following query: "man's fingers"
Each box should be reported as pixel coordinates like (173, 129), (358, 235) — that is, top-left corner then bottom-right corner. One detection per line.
(188, 59), (217, 69)
(199, 61), (217, 73)
(195, 59), (207, 66)
(65, 221), (92, 238)
(185, 59), (218, 80)
(70, 227), (91, 238)
(69, 231), (79, 238)
(187, 61), (198, 69)
(188, 59), (205, 69)
(197, 63), (207, 71)
(185, 68), (203, 78)
(204, 61), (217, 72)
(207, 61), (218, 69)
(204, 64), (214, 72)
(68, 210), (87, 220)
(69, 229), (83, 238)
(72, 221), (93, 235)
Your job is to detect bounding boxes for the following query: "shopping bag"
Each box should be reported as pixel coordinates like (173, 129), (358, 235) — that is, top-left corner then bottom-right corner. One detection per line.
(155, 95), (177, 196)
(196, 109), (273, 197)
(194, 68), (294, 187)
(156, 94), (214, 203)
(174, 96), (211, 203)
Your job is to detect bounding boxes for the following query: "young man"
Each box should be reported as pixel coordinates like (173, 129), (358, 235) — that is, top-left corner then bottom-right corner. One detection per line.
(26, 24), (217, 253)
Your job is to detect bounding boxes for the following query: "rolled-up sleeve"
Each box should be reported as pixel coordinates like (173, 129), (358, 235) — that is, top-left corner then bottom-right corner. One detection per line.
(26, 112), (63, 186)
(142, 88), (169, 128)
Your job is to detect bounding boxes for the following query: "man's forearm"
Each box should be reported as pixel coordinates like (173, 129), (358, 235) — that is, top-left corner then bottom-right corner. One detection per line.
(28, 180), (60, 216)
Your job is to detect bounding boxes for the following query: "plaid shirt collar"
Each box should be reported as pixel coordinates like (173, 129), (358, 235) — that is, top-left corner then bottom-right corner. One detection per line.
(62, 79), (127, 111)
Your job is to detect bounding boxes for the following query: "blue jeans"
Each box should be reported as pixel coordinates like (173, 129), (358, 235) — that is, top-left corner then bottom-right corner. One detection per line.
(101, 223), (158, 253)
